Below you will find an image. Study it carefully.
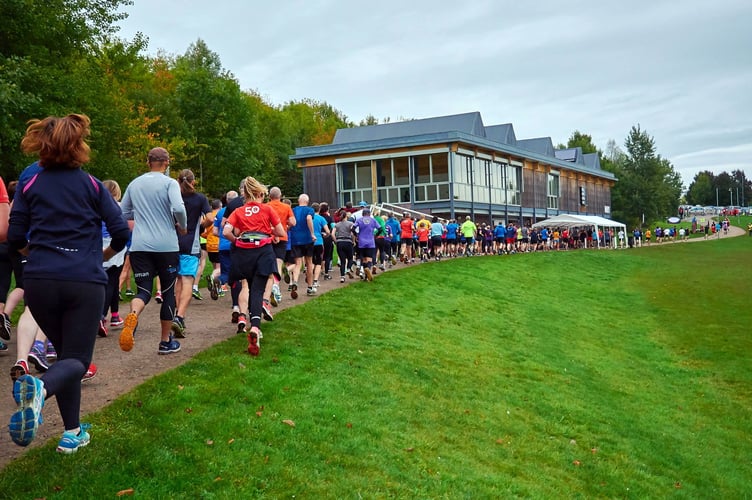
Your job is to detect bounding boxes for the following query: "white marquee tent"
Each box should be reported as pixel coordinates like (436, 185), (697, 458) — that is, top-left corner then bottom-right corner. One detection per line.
(532, 214), (627, 249)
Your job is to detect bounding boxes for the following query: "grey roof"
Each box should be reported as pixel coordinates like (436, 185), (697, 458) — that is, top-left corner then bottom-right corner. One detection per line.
(485, 123), (516, 146)
(332, 111), (485, 144)
(583, 152), (601, 169)
(292, 112), (615, 181)
(554, 147), (584, 165)
(516, 137), (556, 157)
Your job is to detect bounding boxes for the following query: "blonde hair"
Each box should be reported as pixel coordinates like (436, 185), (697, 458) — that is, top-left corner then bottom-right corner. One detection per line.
(102, 179), (121, 201)
(241, 176), (268, 200)
(20, 114), (91, 168)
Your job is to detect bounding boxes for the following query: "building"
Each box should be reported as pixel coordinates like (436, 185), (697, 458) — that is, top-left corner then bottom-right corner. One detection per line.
(290, 111), (617, 225)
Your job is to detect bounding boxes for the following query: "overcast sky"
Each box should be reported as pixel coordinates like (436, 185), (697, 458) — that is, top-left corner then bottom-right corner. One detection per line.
(117, 0), (752, 194)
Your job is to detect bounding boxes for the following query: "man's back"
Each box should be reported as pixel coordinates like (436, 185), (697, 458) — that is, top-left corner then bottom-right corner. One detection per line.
(122, 171), (185, 252)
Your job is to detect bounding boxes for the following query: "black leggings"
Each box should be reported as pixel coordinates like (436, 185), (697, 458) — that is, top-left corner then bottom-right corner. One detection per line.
(336, 241), (354, 276)
(128, 251), (178, 321)
(103, 265), (123, 318)
(25, 278), (103, 431)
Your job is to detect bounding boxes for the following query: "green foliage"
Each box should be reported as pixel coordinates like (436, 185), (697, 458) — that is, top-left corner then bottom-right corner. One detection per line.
(565, 130), (599, 154)
(0, 8), (350, 198)
(609, 125), (683, 227)
(686, 169), (750, 207)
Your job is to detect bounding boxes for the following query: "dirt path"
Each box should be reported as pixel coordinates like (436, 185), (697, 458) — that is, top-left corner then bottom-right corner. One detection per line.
(1, 222), (746, 468)
(0, 271), (346, 468)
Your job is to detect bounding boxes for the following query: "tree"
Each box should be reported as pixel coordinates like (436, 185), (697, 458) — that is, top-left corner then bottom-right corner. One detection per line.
(0, 0), (133, 179)
(608, 125), (682, 227)
(566, 130), (598, 154)
(686, 171), (715, 206)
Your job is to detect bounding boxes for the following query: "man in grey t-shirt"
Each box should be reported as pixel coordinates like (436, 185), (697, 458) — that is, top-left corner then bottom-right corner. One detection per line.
(119, 147), (187, 355)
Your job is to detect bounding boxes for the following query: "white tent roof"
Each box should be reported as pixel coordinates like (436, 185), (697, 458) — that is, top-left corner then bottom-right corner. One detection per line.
(532, 214), (626, 231)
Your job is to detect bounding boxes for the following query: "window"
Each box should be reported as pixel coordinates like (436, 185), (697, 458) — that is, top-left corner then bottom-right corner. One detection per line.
(547, 173), (560, 209)
(339, 160), (373, 204)
(507, 165), (522, 205)
(412, 153), (450, 201)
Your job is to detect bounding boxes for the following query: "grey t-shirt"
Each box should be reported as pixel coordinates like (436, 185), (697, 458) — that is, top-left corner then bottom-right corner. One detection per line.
(121, 171), (187, 252)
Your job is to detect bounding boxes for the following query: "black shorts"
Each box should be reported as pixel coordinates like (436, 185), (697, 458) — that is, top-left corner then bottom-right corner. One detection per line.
(292, 243), (314, 258)
(208, 251), (220, 264)
(273, 241), (287, 261)
(230, 245), (278, 282)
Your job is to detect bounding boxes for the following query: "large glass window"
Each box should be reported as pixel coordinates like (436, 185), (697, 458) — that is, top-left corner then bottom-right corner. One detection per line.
(431, 153), (449, 182)
(340, 160), (373, 204)
(547, 173), (560, 209)
(412, 153), (450, 202)
(506, 165), (522, 205)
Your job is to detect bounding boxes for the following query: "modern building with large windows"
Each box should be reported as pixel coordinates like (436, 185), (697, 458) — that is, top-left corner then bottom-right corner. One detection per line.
(291, 112), (617, 225)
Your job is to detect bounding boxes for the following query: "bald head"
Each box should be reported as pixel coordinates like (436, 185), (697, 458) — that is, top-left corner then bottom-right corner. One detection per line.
(298, 193), (309, 206)
(226, 190), (238, 202)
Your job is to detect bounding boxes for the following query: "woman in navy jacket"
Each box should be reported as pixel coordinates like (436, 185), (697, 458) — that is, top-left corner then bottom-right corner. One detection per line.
(7, 114), (129, 454)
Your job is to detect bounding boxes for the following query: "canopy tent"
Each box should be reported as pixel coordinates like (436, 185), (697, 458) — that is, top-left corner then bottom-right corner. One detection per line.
(532, 214), (627, 249)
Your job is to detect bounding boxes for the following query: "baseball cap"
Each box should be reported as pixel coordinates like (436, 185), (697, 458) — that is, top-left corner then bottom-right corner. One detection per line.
(148, 147), (170, 162)
(358, 201), (368, 207)
(363, 208), (371, 215)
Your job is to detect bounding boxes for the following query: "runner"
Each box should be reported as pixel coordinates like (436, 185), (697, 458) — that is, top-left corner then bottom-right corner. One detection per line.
(118, 147), (187, 355)
(222, 176), (286, 356)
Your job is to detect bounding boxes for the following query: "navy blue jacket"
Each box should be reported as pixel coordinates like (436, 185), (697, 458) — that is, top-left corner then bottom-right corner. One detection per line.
(8, 166), (129, 285)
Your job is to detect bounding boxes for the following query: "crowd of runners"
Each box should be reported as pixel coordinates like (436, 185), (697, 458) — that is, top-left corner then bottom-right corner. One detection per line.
(0, 114), (744, 458)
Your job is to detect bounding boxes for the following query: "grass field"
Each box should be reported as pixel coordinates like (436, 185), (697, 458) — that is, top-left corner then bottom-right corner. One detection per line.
(1, 227), (750, 498)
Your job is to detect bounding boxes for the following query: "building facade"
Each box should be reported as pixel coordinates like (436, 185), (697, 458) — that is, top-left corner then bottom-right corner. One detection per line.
(291, 112), (617, 225)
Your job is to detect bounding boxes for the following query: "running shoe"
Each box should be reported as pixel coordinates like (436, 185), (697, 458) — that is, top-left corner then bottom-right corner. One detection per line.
(231, 308), (240, 324)
(208, 276), (219, 301)
(97, 319), (108, 338)
(346, 269), (354, 279)
(56, 423), (91, 454)
(154, 290), (163, 304)
(0, 312), (10, 340)
(364, 267), (373, 281)
(312, 280), (319, 291)
(291, 283), (298, 300)
(262, 300), (274, 321)
(28, 345), (50, 372)
(236, 313), (247, 334)
(247, 330), (260, 356)
(324, 273), (333, 280)
(125, 289), (135, 297)
(0, 340), (7, 352)
(282, 266), (290, 284)
(192, 288), (203, 300)
(158, 336), (181, 355)
(272, 283), (282, 305)
(10, 359), (29, 382)
(110, 315), (124, 328)
(219, 285), (227, 297)
(390, 256), (397, 265)
(46, 343), (57, 361)
(9, 374), (45, 447)
(82, 363), (97, 382)
(119, 312), (138, 352)
(340, 276), (346, 283)
(171, 317), (186, 338)
(306, 287), (316, 296)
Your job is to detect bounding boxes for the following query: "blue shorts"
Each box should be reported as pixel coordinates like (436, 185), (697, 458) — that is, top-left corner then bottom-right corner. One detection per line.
(178, 254), (199, 277)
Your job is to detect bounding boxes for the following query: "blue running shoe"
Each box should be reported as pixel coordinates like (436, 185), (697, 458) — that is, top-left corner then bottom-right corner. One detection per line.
(9, 374), (45, 447)
(158, 336), (181, 355)
(56, 423), (91, 454)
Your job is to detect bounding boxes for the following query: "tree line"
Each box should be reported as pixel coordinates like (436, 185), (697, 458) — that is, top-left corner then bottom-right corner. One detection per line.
(684, 170), (749, 208)
(0, 0), (351, 198)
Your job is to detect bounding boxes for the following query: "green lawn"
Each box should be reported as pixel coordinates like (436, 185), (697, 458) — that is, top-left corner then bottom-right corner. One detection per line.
(1, 232), (751, 498)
